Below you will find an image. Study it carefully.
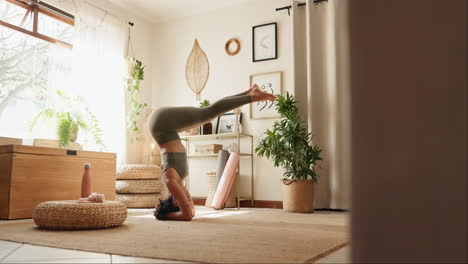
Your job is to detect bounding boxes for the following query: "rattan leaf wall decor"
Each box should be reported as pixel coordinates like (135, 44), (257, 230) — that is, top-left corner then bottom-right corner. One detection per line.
(186, 39), (209, 101)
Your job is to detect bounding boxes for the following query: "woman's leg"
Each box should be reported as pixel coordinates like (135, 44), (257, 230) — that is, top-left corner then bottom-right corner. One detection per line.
(149, 86), (275, 145)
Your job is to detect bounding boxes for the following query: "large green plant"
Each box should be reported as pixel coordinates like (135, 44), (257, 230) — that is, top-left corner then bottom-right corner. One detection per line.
(256, 92), (322, 182)
(126, 56), (147, 142)
(28, 89), (107, 150)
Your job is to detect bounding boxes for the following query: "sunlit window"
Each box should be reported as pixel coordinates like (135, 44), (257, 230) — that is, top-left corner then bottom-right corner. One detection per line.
(38, 12), (73, 44)
(0, 0), (74, 48)
(0, 0), (73, 139)
(0, 0), (33, 30)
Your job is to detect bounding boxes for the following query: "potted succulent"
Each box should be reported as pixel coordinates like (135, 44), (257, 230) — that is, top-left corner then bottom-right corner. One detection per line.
(256, 92), (322, 212)
(28, 89), (107, 150)
(199, 99), (212, 135)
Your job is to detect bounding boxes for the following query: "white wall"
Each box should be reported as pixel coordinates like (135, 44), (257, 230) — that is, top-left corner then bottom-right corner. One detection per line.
(151, 0), (293, 200)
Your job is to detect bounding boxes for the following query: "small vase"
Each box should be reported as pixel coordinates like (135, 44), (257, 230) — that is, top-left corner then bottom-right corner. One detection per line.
(201, 123), (212, 135)
(234, 117), (242, 133)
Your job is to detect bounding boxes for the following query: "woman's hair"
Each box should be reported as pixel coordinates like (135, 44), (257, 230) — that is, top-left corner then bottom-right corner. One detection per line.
(154, 195), (180, 220)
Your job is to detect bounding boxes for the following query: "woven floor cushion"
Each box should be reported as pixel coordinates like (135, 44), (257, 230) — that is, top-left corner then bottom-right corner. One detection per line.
(116, 193), (167, 208)
(33, 201), (127, 230)
(116, 179), (165, 194)
(116, 164), (161, 180)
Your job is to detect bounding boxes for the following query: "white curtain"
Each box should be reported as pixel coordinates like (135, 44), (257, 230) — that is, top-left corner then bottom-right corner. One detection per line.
(54, 0), (128, 162)
(292, 0), (351, 209)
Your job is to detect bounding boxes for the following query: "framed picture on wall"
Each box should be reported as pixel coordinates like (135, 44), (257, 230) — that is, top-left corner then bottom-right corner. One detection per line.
(216, 112), (243, 134)
(252, 22), (277, 62)
(250, 71), (283, 120)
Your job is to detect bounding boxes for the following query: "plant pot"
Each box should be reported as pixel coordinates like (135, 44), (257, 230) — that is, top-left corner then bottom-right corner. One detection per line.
(70, 125), (79, 142)
(200, 122), (212, 135)
(281, 179), (315, 213)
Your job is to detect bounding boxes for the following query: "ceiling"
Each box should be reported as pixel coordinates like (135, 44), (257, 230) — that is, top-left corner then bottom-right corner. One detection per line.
(110, 0), (256, 24)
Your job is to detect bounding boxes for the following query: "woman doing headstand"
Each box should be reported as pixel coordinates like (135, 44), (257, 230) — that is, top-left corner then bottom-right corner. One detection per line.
(148, 84), (276, 221)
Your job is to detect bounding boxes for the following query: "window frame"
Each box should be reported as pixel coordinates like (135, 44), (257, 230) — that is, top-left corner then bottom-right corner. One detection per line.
(0, 0), (74, 49)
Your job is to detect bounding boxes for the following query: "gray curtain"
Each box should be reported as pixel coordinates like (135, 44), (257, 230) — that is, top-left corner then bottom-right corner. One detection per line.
(292, 0), (351, 209)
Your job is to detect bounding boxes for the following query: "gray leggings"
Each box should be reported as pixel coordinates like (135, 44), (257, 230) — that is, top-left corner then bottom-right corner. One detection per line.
(148, 92), (251, 145)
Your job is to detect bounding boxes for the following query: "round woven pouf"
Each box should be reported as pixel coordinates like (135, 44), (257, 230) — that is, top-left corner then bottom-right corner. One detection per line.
(116, 164), (161, 180)
(116, 179), (165, 194)
(33, 201), (127, 230)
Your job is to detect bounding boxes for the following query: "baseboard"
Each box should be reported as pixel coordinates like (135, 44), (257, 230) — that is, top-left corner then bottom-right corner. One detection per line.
(193, 199), (349, 211)
(193, 199), (283, 209)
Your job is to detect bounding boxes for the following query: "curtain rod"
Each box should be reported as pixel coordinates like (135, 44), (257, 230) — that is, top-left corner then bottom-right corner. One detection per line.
(276, 0), (327, 14)
(16, 0), (75, 20)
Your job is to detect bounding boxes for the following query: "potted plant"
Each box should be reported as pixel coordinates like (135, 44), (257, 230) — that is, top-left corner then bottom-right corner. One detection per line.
(28, 89), (107, 150)
(256, 92), (322, 213)
(199, 99), (212, 135)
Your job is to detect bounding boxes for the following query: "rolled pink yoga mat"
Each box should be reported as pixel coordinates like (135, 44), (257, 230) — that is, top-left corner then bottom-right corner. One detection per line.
(211, 152), (240, 210)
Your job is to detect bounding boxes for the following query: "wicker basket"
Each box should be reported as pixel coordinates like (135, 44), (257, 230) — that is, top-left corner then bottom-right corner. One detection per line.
(116, 164), (161, 180)
(205, 172), (217, 207)
(179, 126), (200, 136)
(116, 179), (165, 194)
(205, 171), (238, 208)
(225, 180), (238, 208)
(194, 144), (223, 154)
(33, 200), (127, 230)
(116, 193), (167, 208)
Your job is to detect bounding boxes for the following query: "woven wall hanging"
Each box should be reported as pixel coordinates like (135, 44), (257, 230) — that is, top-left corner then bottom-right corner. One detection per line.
(186, 39), (209, 101)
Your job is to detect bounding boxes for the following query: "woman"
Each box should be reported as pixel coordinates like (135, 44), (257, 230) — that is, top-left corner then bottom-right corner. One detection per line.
(148, 84), (276, 221)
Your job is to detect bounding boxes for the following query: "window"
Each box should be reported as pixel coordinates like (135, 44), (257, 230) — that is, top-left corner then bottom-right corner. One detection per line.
(0, 0), (74, 49)
(0, 0), (73, 139)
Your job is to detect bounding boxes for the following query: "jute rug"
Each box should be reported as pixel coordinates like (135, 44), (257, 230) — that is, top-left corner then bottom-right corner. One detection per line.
(0, 207), (348, 263)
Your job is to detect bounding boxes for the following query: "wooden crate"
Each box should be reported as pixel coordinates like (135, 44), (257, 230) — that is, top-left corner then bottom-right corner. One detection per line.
(194, 144), (223, 154)
(0, 137), (22, 145)
(0, 145), (116, 219)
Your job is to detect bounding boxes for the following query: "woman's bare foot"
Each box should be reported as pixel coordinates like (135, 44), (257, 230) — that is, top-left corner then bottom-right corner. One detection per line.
(249, 84), (277, 102)
(246, 84), (257, 94)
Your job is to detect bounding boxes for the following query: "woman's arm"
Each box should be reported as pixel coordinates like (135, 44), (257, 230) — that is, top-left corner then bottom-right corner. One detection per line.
(161, 168), (193, 221)
(181, 184), (195, 217)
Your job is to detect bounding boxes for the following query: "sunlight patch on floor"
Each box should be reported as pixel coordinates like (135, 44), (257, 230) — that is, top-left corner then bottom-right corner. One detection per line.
(133, 214), (155, 218)
(194, 210), (249, 219)
(131, 210), (250, 219)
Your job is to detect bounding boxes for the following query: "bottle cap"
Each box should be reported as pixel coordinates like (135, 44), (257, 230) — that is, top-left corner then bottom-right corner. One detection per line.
(84, 163), (92, 168)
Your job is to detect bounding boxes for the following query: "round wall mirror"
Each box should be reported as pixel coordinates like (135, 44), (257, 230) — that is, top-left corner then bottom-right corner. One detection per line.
(225, 38), (240, 56)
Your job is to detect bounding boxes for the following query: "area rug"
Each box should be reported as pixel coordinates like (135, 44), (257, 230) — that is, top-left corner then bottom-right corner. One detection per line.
(0, 207), (348, 263)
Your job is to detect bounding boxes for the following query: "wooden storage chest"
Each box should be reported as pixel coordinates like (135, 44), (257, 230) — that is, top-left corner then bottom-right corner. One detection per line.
(0, 145), (116, 219)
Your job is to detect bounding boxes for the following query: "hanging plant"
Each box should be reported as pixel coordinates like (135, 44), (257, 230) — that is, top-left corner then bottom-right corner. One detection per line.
(126, 56), (147, 143)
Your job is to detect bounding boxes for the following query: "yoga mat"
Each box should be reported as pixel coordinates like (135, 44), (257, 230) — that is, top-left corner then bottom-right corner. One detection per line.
(215, 150), (230, 185)
(211, 152), (240, 210)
